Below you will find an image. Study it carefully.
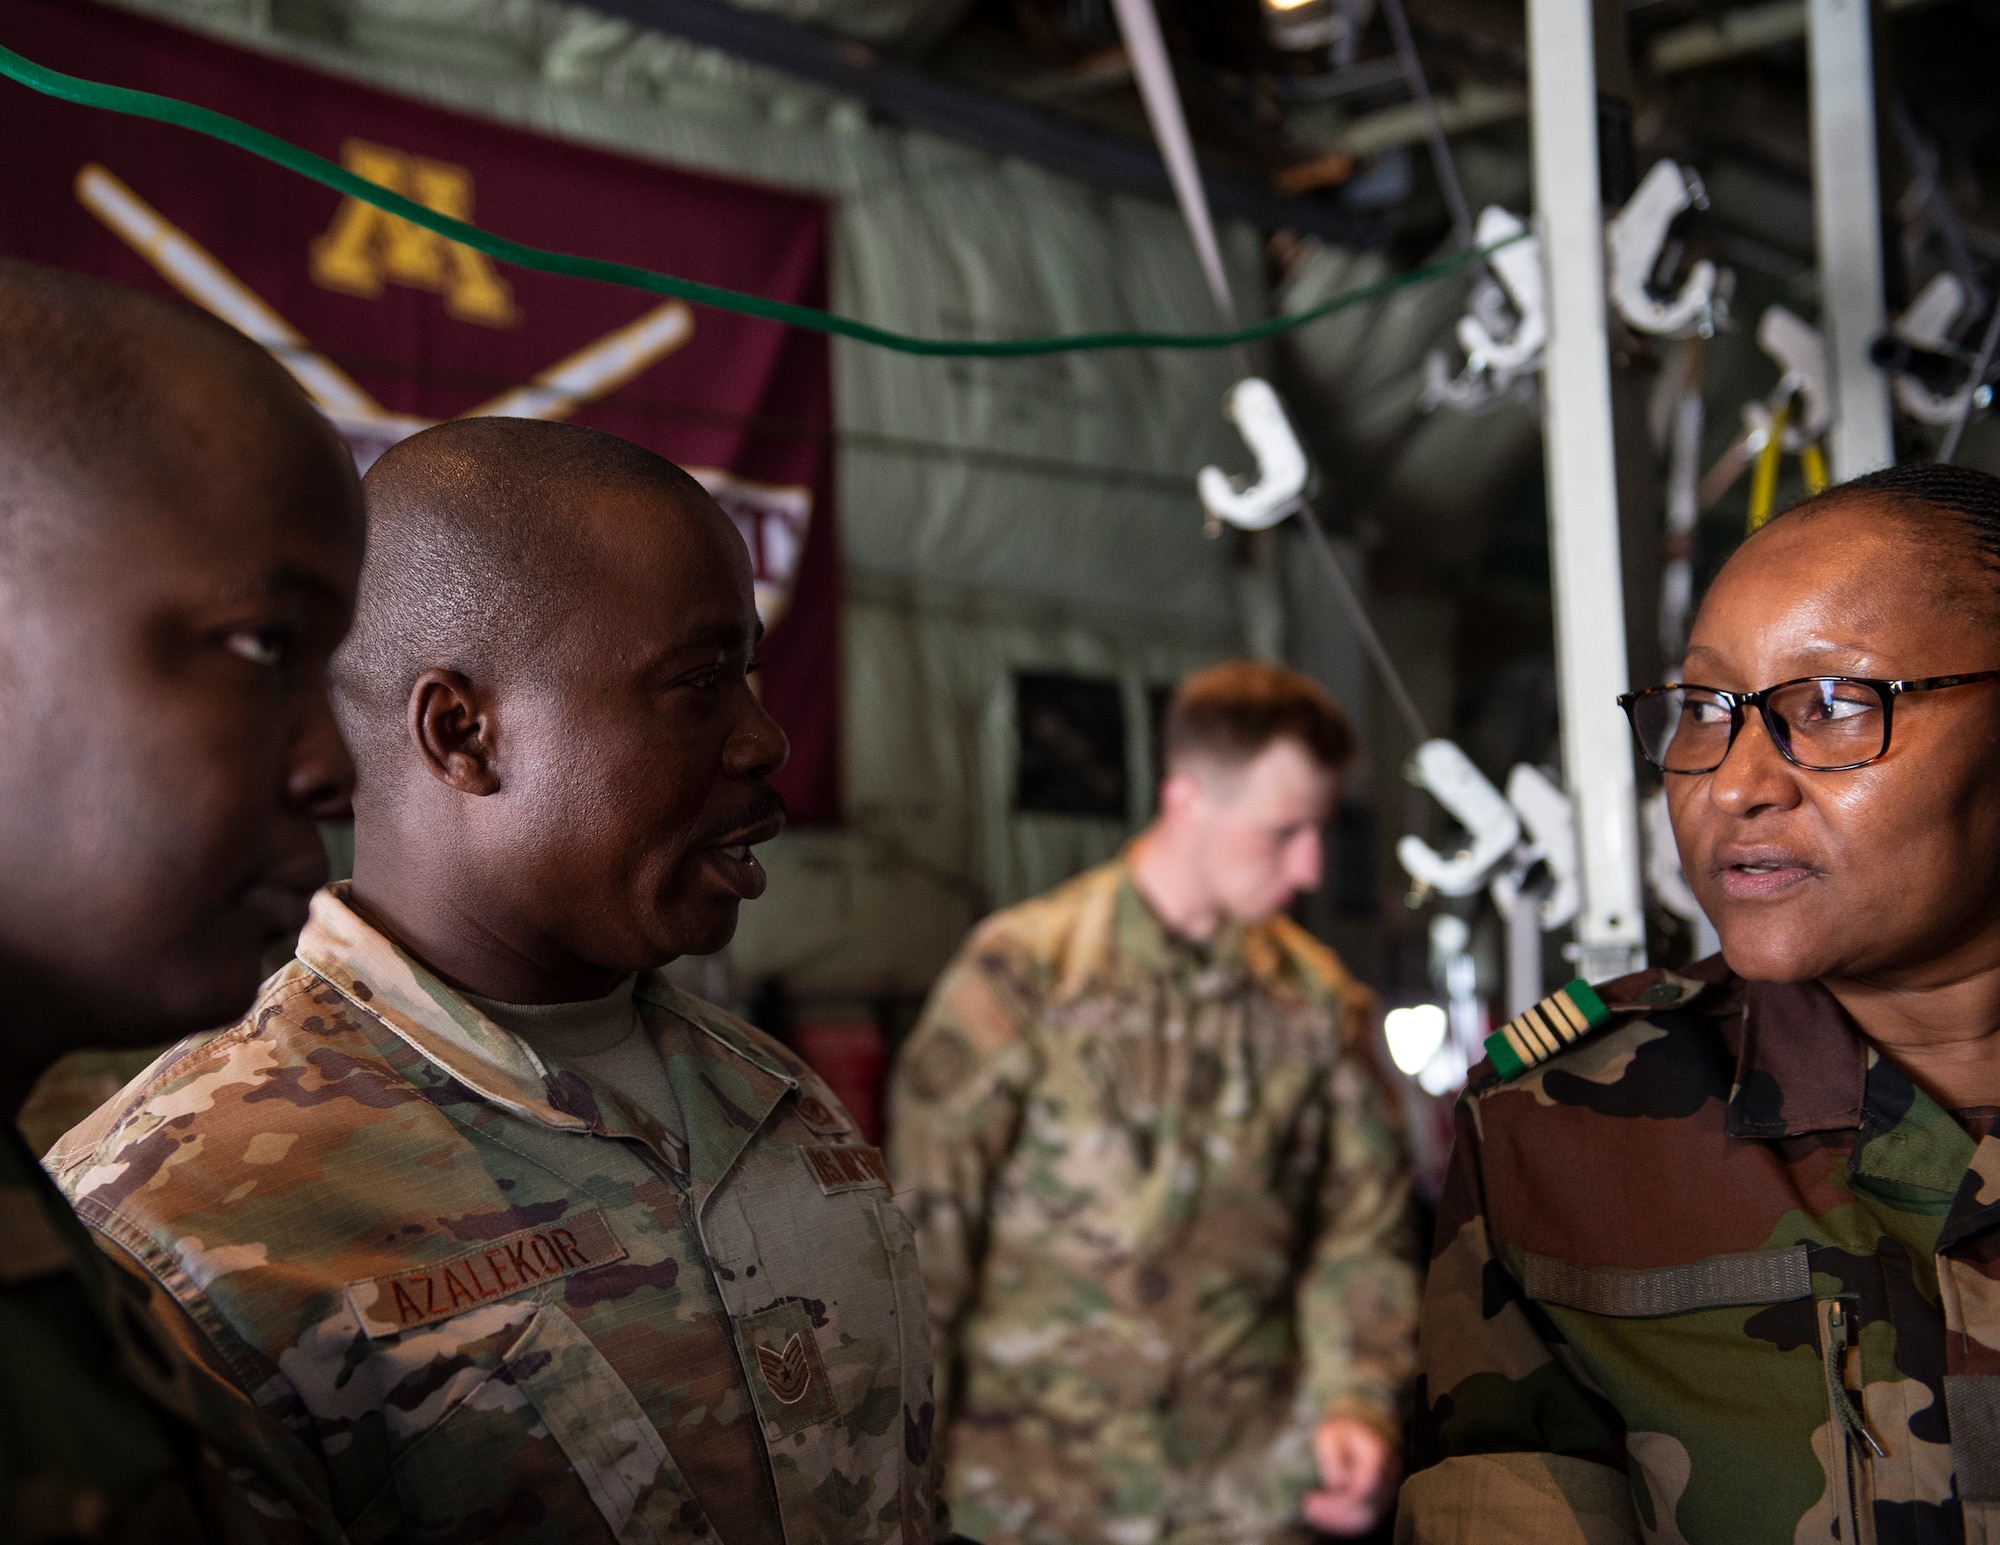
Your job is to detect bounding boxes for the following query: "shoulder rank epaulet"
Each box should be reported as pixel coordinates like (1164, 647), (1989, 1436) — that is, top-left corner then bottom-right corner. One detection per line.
(1485, 978), (1611, 1082)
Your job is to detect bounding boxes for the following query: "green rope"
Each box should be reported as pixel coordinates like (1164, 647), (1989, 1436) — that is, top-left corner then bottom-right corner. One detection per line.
(0, 40), (1516, 358)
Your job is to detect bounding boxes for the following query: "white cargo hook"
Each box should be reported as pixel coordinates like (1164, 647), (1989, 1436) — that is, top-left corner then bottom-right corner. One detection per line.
(1458, 206), (1547, 376)
(1197, 378), (1309, 532)
(1890, 273), (1977, 427)
(1752, 305), (1833, 447)
(1607, 160), (1720, 340)
(1395, 740), (1523, 898)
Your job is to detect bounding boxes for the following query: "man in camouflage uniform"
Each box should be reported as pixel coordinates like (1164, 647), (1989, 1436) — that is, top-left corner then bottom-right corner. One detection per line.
(0, 260), (356, 1542)
(53, 419), (943, 1544)
(890, 661), (1418, 1545)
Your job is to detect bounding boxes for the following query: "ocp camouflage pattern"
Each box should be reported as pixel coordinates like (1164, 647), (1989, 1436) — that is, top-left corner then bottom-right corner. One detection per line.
(888, 859), (1418, 1545)
(0, 1118), (340, 1544)
(1403, 958), (2000, 1544)
(48, 884), (946, 1545)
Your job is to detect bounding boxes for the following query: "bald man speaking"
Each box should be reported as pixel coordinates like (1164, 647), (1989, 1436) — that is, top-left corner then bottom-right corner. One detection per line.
(54, 419), (943, 1545)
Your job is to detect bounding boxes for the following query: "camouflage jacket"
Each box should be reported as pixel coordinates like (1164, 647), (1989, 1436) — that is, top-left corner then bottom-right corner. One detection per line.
(887, 859), (1418, 1545)
(0, 1117), (338, 1544)
(1403, 959), (2000, 1545)
(49, 884), (944, 1545)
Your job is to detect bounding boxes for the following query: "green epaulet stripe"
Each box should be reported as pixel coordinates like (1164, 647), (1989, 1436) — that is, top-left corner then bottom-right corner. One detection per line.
(1485, 979), (1613, 1082)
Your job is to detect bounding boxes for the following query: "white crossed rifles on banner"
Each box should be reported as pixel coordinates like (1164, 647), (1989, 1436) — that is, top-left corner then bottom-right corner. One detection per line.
(74, 162), (695, 472)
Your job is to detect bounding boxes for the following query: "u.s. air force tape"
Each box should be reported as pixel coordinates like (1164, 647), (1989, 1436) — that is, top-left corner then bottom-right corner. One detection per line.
(1486, 978), (1610, 1082)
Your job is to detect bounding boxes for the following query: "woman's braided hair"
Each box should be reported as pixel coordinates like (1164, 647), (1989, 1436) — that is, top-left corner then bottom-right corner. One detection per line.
(1780, 461), (2000, 580)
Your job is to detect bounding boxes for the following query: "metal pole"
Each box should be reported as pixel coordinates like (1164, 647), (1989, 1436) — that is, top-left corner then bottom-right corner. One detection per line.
(1807, 0), (1894, 479)
(1528, 0), (1648, 980)
(1503, 890), (1545, 1018)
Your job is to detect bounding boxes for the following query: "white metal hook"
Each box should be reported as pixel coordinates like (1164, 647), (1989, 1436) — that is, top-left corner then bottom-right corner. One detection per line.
(1395, 739), (1523, 898)
(1457, 206), (1547, 376)
(1748, 305), (1832, 448)
(1891, 273), (1976, 427)
(1642, 790), (1720, 958)
(1607, 160), (1719, 340)
(1197, 377), (1310, 531)
(1490, 763), (1580, 930)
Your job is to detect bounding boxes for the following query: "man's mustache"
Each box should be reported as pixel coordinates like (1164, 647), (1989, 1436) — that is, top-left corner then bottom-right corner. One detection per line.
(699, 783), (787, 846)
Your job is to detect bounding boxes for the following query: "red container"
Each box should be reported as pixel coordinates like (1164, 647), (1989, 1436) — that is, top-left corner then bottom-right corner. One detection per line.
(790, 1020), (889, 1145)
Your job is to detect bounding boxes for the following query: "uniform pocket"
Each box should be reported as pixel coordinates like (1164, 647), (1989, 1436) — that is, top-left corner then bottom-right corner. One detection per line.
(386, 1302), (705, 1545)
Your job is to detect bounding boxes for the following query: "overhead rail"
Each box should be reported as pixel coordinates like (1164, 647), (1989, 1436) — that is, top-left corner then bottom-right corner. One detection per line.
(0, 41), (1522, 360)
(1649, 0), (1938, 74)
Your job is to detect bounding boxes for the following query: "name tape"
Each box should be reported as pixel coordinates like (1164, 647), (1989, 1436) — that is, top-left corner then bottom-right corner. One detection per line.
(345, 1208), (626, 1338)
(801, 1144), (890, 1195)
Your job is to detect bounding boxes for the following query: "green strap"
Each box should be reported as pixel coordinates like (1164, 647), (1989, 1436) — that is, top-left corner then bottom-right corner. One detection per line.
(0, 40), (1522, 359)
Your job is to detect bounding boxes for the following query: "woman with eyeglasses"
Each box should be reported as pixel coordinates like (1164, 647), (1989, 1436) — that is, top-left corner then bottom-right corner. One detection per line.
(1398, 462), (2000, 1545)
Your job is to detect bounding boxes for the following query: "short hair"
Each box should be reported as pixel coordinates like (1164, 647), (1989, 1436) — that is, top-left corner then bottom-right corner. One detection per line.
(1163, 660), (1356, 776)
(1773, 462), (2000, 586)
(334, 417), (716, 771)
(0, 257), (337, 538)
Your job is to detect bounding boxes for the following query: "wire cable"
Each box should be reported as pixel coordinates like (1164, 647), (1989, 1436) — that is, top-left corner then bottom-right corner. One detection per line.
(0, 39), (1520, 359)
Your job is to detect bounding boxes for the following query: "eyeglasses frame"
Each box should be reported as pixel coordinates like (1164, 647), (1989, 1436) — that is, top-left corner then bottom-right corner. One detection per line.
(1616, 670), (2000, 774)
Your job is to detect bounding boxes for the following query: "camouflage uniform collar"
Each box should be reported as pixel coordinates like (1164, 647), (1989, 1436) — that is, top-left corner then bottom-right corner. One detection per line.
(298, 885), (598, 1132)
(1714, 972), (1871, 1139)
(1054, 862), (1281, 1002)
(298, 886), (797, 1149)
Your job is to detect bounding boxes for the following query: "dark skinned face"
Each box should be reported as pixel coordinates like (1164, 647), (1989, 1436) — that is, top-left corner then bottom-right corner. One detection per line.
(0, 378), (361, 1077)
(1667, 500), (2000, 987)
(404, 485), (788, 986)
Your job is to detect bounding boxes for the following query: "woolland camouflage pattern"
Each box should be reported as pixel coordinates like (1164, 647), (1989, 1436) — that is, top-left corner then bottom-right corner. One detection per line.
(0, 1118), (342, 1544)
(888, 859), (1418, 1545)
(1403, 958), (2000, 1545)
(48, 885), (945, 1545)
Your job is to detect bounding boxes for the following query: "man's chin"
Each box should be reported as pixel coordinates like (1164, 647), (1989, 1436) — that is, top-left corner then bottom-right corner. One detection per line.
(649, 896), (746, 963)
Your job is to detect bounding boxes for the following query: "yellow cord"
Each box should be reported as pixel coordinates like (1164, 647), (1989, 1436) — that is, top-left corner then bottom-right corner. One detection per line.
(1746, 400), (1793, 534)
(1801, 443), (1829, 495)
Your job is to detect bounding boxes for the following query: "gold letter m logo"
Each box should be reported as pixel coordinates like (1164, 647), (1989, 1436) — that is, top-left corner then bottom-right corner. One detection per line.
(310, 140), (516, 327)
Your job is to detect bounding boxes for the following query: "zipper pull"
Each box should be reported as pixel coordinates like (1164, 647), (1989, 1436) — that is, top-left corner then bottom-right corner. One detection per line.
(1827, 1301), (1889, 1458)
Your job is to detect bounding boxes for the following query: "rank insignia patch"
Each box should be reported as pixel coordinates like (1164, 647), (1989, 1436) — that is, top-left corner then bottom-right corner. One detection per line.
(736, 1299), (837, 1434)
(1486, 979), (1611, 1081)
(756, 1333), (813, 1404)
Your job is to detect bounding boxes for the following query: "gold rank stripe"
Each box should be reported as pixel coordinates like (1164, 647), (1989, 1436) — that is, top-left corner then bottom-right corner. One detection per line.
(1484, 979), (1612, 1081)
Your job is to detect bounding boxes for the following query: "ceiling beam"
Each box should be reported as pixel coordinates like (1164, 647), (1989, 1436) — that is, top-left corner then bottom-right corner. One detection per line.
(1648, 0), (1943, 73)
(578, 0), (1387, 245)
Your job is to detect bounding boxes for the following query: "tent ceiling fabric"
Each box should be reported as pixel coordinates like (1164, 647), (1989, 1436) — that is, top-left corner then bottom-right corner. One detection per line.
(90, 0), (1461, 986)
(111, 0), (1273, 637)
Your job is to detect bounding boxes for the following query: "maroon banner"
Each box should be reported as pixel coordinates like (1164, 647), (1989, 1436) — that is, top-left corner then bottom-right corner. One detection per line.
(0, 0), (841, 822)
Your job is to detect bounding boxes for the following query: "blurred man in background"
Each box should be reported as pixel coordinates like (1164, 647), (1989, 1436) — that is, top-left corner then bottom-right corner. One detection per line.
(890, 660), (1417, 1545)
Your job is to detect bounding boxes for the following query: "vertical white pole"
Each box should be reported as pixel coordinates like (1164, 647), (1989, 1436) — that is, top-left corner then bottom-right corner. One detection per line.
(1528, 0), (1648, 980)
(1808, 0), (1894, 479)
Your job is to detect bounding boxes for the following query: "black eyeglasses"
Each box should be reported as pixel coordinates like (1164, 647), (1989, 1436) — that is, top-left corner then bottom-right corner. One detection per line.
(1618, 672), (2000, 774)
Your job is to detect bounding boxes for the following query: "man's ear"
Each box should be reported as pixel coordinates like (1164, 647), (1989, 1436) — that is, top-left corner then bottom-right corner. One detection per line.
(408, 669), (500, 796)
(1158, 770), (1207, 824)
